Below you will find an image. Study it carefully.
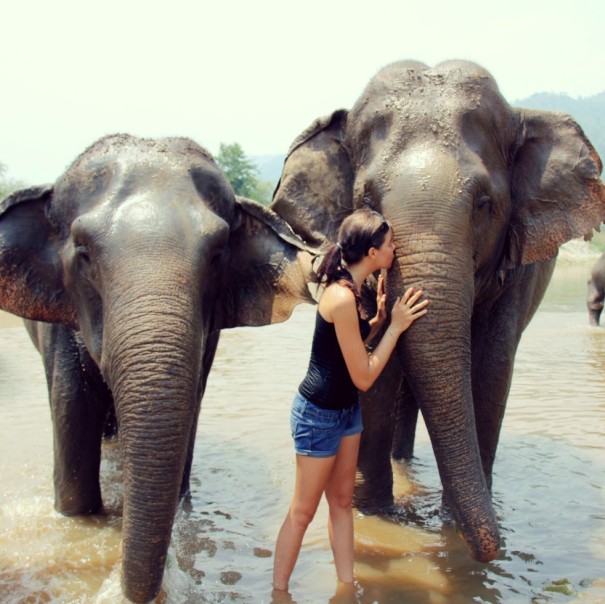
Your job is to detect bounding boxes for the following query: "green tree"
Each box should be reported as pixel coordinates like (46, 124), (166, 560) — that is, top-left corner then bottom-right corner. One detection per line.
(0, 163), (26, 199)
(215, 143), (273, 205)
(252, 179), (275, 206)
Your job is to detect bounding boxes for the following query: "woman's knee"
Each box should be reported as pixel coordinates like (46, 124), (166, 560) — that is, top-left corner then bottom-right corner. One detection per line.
(325, 489), (353, 512)
(289, 504), (316, 530)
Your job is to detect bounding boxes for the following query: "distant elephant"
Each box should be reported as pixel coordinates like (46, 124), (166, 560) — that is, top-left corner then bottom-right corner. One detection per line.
(587, 252), (605, 325)
(0, 134), (315, 603)
(271, 60), (605, 564)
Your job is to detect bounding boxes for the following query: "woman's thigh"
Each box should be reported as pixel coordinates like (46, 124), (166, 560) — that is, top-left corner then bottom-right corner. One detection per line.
(292, 454), (335, 516)
(325, 433), (361, 505)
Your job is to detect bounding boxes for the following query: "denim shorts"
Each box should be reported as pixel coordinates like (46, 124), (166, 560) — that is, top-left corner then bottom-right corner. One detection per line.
(290, 392), (363, 458)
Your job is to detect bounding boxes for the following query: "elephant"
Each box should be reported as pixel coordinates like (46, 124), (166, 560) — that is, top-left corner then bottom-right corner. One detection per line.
(0, 134), (316, 603)
(587, 252), (605, 325)
(271, 60), (605, 564)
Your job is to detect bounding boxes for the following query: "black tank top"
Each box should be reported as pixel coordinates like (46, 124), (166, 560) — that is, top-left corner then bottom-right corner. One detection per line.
(298, 311), (371, 410)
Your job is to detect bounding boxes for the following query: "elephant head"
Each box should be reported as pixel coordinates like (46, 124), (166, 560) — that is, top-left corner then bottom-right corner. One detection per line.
(272, 60), (605, 563)
(0, 134), (316, 603)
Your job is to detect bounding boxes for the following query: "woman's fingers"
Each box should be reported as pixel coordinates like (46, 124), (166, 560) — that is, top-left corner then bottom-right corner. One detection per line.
(411, 304), (428, 317)
(411, 298), (429, 311)
(402, 287), (414, 302)
(393, 291), (429, 317)
(400, 288), (423, 305)
(377, 274), (385, 297)
(408, 289), (424, 305)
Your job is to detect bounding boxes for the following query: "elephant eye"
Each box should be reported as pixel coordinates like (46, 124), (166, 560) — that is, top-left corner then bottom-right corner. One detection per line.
(476, 194), (492, 212)
(210, 250), (222, 265)
(75, 245), (91, 265)
(74, 245), (96, 280)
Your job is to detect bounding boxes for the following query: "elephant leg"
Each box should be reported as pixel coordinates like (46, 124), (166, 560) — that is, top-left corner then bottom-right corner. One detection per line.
(354, 354), (403, 513)
(43, 325), (112, 515)
(472, 262), (555, 490)
(471, 327), (515, 493)
(391, 381), (419, 462)
(587, 281), (604, 326)
(180, 330), (221, 498)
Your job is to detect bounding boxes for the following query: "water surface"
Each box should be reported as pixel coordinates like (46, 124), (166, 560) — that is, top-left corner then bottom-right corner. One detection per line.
(1, 260), (604, 603)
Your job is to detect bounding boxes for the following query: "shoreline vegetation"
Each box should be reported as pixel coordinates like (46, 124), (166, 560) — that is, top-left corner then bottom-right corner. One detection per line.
(558, 231), (605, 263)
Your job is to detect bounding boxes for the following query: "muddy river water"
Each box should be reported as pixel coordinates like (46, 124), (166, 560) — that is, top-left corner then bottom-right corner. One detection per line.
(1, 259), (604, 603)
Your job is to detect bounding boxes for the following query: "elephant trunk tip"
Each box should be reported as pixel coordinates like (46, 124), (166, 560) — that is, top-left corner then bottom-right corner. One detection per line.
(459, 526), (501, 563)
(471, 546), (500, 564)
(122, 568), (164, 604)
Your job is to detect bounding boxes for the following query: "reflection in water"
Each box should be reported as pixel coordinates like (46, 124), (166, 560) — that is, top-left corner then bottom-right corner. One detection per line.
(1, 260), (604, 603)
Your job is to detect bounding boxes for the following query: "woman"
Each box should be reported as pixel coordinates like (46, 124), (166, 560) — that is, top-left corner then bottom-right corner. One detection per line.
(272, 208), (429, 592)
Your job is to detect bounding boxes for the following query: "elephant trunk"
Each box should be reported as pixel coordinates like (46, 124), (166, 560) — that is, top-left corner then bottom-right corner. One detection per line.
(103, 289), (202, 603)
(392, 235), (501, 562)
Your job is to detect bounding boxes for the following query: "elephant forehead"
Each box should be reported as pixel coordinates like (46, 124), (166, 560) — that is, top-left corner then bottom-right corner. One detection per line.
(52, 152), (233, 232)
(106, 193), (227, 239)
(59, 135), (219, 201)
(398, 147), (458, 175)
(112, 193), (176, 224)
(351, 63), (511, 145)
(69, 134), (214, 169)
(377, 146), (465, 192)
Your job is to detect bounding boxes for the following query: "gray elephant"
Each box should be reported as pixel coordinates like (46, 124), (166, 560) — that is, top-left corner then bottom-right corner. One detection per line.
(271, 60), (605, 564)
(0, 134), (315, 603)
(587, 252), (605, 325)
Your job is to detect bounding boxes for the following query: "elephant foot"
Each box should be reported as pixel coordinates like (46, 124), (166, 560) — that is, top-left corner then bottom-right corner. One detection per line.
(438, 493), (456, 523)
(56, 499), (104, 517)
(354, 465), (396, 516)
(179, 480), (191, 499)
(391, 452), (416, 463)
(178, 491), (194, 511)
(385, 504), (422, 524)
(55, 485), (104, 516)
(353, 488), (395, 517)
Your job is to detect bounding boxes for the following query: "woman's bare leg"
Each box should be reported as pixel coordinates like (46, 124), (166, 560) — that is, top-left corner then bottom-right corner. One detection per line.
(324, 433), (361, 584)
(273, 454), (336, 591)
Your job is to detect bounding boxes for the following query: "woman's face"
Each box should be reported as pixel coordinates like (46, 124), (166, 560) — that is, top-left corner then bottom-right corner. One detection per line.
(373, 228), (396, 269)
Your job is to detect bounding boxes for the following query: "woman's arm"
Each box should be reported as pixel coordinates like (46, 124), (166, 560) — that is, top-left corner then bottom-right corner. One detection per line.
(323, 284), (428, 392)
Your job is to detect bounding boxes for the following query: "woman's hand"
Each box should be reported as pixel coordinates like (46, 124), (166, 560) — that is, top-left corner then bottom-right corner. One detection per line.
(389, 287), (429, 334)
(370, 274), (387, 328)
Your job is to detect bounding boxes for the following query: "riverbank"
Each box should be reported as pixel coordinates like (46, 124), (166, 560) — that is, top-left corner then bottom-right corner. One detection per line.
(557, 236), (603, 263)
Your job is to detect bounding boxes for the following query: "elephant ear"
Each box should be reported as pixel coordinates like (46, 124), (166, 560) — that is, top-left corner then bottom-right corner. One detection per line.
(503, 109), (605, 268)
(271, 109), (354, 247)
(216, 196), (319, 330)
(0, 185), (77, 327)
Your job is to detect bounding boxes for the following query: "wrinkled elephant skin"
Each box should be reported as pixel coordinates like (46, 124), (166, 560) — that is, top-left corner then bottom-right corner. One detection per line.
(0, 134), (316, 603)
(272, 60), (605, 563)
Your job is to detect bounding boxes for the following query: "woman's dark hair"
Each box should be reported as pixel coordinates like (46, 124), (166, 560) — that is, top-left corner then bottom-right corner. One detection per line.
(316, 208), (391, 297)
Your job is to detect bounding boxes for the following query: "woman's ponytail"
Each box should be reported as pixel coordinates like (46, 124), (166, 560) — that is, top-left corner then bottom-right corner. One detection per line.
(316, 242), (345, 286)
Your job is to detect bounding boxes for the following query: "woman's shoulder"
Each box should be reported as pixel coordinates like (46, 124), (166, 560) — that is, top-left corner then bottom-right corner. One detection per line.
(323, 282), (356, 303)
(319, 283), (357, 321)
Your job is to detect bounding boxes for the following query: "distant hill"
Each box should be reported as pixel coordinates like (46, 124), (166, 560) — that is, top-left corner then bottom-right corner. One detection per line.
(513, 91), (605, 162)
(253, 91), (605, 192)
(251, 154), (285, 191)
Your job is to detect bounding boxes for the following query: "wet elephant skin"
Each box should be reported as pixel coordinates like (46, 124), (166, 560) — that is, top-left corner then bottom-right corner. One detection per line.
(0, 134), (316, 603)
(271, 60), (605, 563)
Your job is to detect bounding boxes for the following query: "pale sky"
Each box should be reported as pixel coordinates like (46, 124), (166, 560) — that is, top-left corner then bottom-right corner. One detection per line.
(2, 0), (604, 184)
